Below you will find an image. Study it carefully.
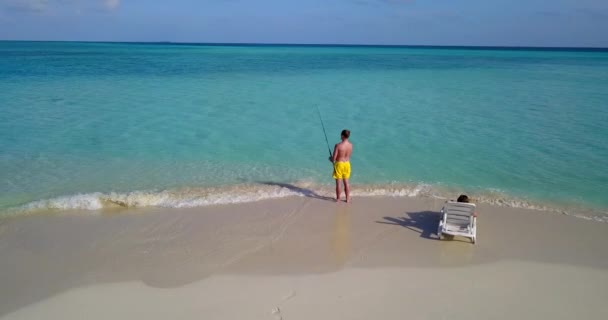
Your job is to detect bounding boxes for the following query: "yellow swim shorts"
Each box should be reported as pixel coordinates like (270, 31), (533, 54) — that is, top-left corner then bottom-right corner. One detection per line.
(333, 161), (351, 180)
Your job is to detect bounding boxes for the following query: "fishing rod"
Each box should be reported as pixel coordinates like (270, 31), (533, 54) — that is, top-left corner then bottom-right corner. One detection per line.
(316, 105), (333, 158)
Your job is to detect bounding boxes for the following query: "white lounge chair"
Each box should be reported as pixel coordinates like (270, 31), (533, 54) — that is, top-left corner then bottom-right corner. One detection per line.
(437, 201), (477, 244)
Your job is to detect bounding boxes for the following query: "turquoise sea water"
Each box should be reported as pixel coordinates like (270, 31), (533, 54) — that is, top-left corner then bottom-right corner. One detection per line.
(1, 42), (607, 220)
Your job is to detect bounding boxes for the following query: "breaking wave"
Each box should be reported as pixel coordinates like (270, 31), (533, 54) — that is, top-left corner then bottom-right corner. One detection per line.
(6, 182), (608, 223)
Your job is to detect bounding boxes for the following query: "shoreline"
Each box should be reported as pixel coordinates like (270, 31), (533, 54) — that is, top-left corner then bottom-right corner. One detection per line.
(4, 182), (608, 223)
(1, 196), (607, 319)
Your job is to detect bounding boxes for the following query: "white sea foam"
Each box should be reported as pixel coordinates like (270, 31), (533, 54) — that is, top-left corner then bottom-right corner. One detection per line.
(19, 187), (299, 211)
(11, 183), (433, 213)
(8, 183), (608, 223)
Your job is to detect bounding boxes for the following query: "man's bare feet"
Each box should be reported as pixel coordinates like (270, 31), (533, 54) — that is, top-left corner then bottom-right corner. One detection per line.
(335, 198), (340, 203)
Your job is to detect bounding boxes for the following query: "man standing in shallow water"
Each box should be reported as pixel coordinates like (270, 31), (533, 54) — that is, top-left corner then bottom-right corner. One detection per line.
(329, 129), (353, 203)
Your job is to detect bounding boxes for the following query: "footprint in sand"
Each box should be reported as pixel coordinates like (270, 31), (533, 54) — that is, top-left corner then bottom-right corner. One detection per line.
(271, 307), (283, 320)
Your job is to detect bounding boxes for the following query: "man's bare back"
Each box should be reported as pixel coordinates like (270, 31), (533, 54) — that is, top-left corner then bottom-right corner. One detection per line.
(333, 140), (352, 162)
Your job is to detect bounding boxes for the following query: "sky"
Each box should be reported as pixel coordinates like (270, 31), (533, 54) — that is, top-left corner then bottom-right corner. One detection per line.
(0, 0), (607, 47)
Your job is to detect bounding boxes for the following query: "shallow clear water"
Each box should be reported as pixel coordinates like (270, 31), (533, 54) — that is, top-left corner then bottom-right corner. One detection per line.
(1, 42), (607, 219)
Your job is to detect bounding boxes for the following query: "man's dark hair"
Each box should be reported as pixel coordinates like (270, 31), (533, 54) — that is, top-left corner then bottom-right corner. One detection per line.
(457, 194), (469, 203)
(341, 129), (350, 139)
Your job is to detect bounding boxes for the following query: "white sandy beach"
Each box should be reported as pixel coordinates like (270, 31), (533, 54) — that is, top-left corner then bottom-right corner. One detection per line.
(1, 196), (607, 319)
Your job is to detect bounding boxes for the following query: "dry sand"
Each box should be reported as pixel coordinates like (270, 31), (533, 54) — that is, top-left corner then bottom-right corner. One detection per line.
(0, 196), (606, 319)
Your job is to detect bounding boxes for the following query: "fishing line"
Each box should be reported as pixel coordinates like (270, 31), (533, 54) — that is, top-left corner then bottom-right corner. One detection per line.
(316, 105), (332, 157)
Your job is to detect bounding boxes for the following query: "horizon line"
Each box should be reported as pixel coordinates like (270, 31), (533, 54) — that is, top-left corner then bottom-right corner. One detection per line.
(1, 40), (607, 51)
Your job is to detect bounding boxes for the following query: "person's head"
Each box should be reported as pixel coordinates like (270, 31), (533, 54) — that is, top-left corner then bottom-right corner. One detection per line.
(457, 194), (469, 203)
(341, 129), (350, 140)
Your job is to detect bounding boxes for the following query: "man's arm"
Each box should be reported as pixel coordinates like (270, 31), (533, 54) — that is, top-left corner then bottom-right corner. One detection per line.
(330, 144), (339, 163)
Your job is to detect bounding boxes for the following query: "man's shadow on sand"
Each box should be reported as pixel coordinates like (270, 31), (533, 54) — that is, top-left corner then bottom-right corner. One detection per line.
(256, 181), (335, 202)
(376, 211), (443, 240)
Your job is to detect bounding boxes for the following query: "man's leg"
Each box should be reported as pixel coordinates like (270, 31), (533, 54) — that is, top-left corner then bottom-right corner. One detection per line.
(344, 179), (350, 203)
(335, 179), (342, 202)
